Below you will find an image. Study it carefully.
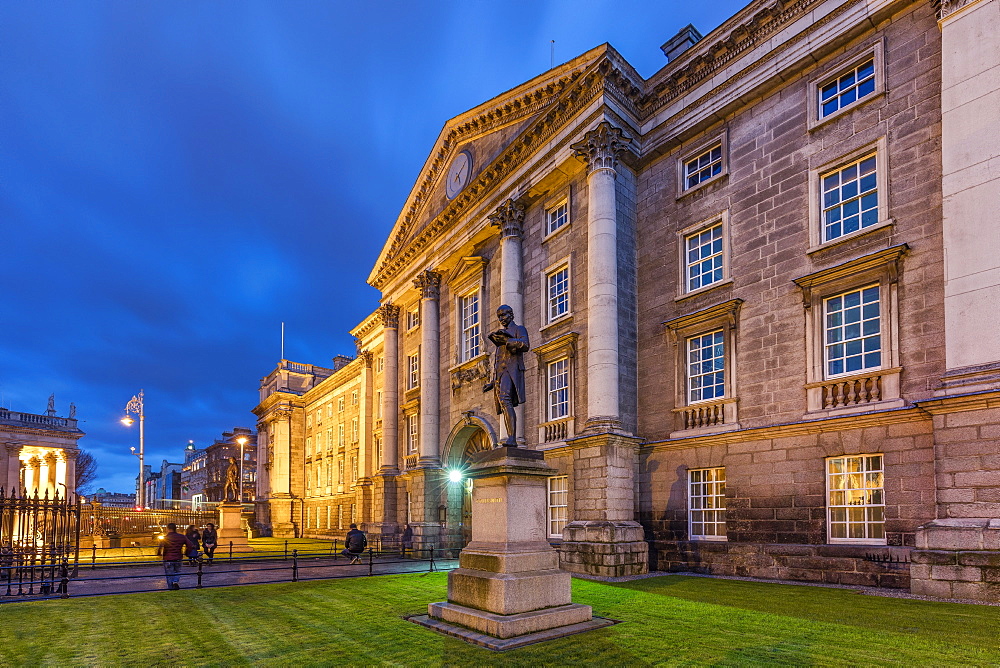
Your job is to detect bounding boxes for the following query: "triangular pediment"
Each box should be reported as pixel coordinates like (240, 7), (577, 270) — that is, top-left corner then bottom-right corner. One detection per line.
(368, 44), (618, 290)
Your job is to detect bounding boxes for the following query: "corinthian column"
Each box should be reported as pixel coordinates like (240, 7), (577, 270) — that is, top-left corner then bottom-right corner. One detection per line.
(488, 198), (526, 443)
(571, 121), (631, 433)
(414, 270), (442, 466)
(377, 303), (401, 473)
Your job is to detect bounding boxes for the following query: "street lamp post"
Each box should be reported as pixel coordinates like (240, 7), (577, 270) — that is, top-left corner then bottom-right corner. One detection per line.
(236, 436), (248, 503)
(121, 390), (145, 509)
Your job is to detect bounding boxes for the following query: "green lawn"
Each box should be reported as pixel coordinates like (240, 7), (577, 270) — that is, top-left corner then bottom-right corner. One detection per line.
(1, 574), (998, 666)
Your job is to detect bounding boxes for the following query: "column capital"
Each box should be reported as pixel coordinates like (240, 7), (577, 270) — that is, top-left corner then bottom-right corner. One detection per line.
(413, 269), (442, 300)
(377, 303), (401, 329)
(488, 198), (526, 240)
(358, 349), (374, 368)
(570, 121), (631, 174)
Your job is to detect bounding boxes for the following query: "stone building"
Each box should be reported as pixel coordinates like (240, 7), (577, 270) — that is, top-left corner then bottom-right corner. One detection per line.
(0, 399), (83, 497)
(255, 0), (1000, 600)
(181, 441), (209, 509)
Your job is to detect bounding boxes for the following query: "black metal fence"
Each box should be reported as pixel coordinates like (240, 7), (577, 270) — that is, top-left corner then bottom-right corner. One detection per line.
(0, 487), (80, 596)
(83, 505), (218, 540)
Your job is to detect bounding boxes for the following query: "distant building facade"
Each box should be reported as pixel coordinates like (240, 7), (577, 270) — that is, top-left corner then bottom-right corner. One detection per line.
(0, 397), (83, 497)
(181, 441), (209, 509)
(144, 459), (183, 509)
(89, 488), (136, 508)
(255, 0), (1000, 601)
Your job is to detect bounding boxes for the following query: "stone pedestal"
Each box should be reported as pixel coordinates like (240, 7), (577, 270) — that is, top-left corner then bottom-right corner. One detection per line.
(416, 446), (612, 648)
(217, 502), (253, 552)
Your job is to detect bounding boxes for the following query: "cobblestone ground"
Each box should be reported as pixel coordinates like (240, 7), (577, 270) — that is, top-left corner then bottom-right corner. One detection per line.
(0, 555), (460, 601)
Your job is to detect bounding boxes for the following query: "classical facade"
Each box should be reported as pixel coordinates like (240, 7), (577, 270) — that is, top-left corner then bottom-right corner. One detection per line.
(256, 0), (1000, 600)
(0, 399), (83, 498)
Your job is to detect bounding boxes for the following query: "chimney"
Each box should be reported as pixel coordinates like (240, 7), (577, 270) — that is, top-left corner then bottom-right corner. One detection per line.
(331, 354), (354, 371)
(661, 24), (703, 62)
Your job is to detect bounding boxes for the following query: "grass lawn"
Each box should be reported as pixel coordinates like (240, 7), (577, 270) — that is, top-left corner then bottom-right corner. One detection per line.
(1, 573), (998, 666)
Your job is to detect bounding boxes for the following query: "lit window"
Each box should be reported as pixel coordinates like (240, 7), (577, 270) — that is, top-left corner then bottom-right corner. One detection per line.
(689, 467), (726, 540)
(547, 358), (570, 421)
(687, 330), (725, 403)
(460, 292), (481, 361)
(685, 224), (723, 292)
(820, 59), (876, 118)
(546, 200), (569, 236)
(684, 143), (723, 190)
(407, 307), (420, 330)
(822, 154), (878, 242)
(546, 266), (570, 323)
(407, 414), (418, 455)
(547, 476), (568, 538)
(827, 454), (885, 543)
(824, 285), (881, 377)
(407, 353), (419, 389)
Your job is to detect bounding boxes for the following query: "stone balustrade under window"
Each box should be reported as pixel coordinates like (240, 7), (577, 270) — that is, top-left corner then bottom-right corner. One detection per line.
(672, 397), (738, 434)
(538, 416), (574, 444)
(805, 367), (902, 415)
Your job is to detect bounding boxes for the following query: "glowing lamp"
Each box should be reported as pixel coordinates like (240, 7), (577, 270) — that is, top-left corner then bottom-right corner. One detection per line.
(121, 416), (134, 426)
(448, 469), (463, 483)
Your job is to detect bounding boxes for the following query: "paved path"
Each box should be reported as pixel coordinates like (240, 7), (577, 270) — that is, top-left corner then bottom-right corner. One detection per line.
(0, 554), (460, 601)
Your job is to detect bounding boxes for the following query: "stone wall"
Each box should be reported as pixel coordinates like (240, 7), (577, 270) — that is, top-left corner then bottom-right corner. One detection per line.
(911, 518), (1000, 602)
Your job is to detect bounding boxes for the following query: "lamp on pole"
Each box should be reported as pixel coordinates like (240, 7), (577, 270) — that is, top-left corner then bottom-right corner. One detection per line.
(122, 390), (145, 509)
(236, 436), (248, 503)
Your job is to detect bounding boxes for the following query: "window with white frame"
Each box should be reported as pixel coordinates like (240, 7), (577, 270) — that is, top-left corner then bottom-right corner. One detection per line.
(683, 143), (723, 190)
(459, 292), (481, 361)
(376, 391), (382, 419)
(685, 223), (724, 292)
(306, 414), (312, 429)
(338, 458), (345, 485)
(407, 353), (419, 389)
(316, 408), (323, 425)
(547, 476), (568, 538)
(377, 356), (384, 373)
(407, 307), (420, 330)
(325, 428), (333, 451)
(326, 403), (332, 419)
(406, 414), (418, 454)
(546, 358), (570, 422)
(546, 199), (569, 236)
(822, 153), (879, 242)
(824, 285), (881, 378)
(546, 265), (570, 323)
(326, 458), (333, 486)
(351, 390), (358, 406)
(827, 454), (885, 543)
(338, 397), (345, 412)
(820, 59), (876, 119)
(351, 417), (359, 443)
(688, 467), (727, 540)
(687, 330), (725, 403)
(338, 424), (345, 447)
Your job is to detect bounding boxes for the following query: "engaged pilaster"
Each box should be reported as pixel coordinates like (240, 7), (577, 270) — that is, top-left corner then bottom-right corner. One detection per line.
(414, 270), (442, 467)
(4, 444), (22, 493)
(571, 121), (631, 434)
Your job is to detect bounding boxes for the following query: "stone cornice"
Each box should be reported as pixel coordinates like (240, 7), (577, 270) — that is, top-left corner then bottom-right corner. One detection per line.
(0, 425), (84, 439)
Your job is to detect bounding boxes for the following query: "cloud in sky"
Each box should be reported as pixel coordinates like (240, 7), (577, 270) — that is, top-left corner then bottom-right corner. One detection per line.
(0, 0), (746, 492)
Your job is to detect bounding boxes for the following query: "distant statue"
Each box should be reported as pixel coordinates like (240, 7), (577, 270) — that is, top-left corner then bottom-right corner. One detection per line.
(46, 394), (55, 416)
(69, 403), (77, 419)
(223, 456), (240, 502)
(482, 304), (529, 446)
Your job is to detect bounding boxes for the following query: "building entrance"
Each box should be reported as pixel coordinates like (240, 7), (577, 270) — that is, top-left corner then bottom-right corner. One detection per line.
(441, 422), (493, 552)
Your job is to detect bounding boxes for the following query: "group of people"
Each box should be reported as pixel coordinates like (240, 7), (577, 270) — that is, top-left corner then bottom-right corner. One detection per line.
(156, 522), (218, 590)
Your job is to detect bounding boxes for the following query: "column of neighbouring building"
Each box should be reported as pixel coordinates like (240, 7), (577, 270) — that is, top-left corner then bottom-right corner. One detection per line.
(374, 303), (401, 535)
(356, 349), (375, 527)
(488, 198), (527, 443)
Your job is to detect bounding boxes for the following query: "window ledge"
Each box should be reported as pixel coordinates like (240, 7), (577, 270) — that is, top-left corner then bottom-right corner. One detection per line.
(449, 353), (489, 375)
(669, 422), (741, 440)
(689, 536), (728, 542)
(542, 223), (572, 243)
(807, 218), (895, 255)
(803, 398), (906, 421)
(675, 278), (734, 303)
(828, 539), (888, 546)
(540, 313), (573, 333)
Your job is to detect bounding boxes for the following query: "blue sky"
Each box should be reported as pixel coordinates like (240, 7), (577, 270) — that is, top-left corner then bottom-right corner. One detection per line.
(0, 1), (747, 493)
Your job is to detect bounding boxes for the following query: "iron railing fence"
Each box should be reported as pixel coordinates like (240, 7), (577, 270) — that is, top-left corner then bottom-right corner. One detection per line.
(0, 544), (457, 602)
(83, 506), (218, 538)
(0, 487), (80, 593)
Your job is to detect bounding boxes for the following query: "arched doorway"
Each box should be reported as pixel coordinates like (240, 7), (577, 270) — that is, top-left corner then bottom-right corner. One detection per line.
(441, 418), (495, 551)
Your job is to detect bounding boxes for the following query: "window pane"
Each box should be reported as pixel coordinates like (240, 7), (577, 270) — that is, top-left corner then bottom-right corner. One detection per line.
(689, 468), (726, 539)
(825, 286), (880, 377)
(684, 143), (724, 189)
(819, 59), (876, 118)
(821, 153), (879, 241)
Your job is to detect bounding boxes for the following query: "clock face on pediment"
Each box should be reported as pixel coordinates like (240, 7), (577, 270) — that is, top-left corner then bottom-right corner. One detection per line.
(445, 150), (473, 199)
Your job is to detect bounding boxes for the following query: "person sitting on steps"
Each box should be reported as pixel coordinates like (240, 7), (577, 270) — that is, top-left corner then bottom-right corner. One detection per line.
(341, 524), (367, 565)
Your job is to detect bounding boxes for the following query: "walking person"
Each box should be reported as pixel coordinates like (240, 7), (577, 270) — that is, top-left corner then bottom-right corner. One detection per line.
(201, 523), (218, 565)
(157, 523), (196, 590)
(185, 525), (202, 566)
(341, 524), (367, 565)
